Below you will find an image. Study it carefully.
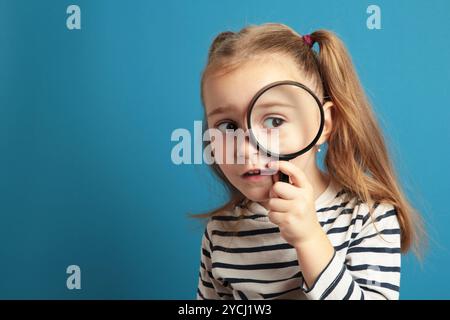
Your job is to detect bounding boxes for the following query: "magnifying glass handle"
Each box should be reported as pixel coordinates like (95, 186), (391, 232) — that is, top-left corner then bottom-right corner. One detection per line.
(279, 172), (290, 183)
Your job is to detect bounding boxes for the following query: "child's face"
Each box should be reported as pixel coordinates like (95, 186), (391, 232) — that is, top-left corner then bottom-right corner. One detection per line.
(203, 53), (323, 202)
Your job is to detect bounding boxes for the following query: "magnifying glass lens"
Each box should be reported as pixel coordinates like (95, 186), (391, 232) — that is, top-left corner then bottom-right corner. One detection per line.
(249, 83), (322, 157)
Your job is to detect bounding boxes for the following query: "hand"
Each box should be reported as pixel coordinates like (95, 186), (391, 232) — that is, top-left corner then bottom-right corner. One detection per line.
(266, 161), (324, 249)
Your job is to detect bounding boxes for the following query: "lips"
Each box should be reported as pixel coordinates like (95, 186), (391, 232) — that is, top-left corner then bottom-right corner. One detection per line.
(242, 167), (277, 177)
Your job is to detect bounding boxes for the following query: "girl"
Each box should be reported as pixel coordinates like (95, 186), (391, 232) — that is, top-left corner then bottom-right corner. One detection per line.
(195, 23), (424, 300)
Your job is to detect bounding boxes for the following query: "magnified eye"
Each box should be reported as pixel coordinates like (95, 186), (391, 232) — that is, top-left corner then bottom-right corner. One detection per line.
(217, 121), (238, 133)
(263, 117), (285, 128)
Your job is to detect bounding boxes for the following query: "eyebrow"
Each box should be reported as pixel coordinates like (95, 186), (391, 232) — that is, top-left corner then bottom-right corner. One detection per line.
(206, 97), (301, 119)
(206, 105), (235, 118)
(254, 101), (297, 109)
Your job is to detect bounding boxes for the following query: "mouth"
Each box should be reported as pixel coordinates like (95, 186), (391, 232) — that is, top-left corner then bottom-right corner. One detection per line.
(241, 167), (277, 178)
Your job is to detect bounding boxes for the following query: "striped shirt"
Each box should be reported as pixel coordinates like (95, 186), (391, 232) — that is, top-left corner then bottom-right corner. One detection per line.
(196, 179), (402, 300)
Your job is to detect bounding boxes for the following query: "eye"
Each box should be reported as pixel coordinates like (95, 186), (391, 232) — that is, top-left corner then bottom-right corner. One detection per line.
(217, 121), (238, 133)
(263, 117), (285, 128)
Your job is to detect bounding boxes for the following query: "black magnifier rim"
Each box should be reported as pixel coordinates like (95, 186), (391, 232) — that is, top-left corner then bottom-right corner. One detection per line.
(246, 80), (325, 161)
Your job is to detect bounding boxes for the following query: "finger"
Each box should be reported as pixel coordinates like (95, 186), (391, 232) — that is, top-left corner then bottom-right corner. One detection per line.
(266, 198), (291, 212)
(271, 181), (300, 200)
(268, 211), (284, 225)
(268, 161), (312, 190)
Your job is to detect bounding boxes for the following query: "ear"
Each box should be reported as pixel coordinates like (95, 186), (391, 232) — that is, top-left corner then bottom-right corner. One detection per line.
(317, 101), (334, 145)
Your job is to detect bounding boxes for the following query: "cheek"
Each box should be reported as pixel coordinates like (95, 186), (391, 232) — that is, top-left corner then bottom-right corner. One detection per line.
(210, 137), (236, 164)
(290, 148), (316, 170)
(216, 164), (241, 189)
(217, 164), (236, 180)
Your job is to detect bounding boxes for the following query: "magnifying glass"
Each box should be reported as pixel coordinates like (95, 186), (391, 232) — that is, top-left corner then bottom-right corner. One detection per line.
(247, 80), (325, 183)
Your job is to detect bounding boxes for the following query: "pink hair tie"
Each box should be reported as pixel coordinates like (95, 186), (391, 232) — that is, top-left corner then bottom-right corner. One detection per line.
(302, 34), (315, 48)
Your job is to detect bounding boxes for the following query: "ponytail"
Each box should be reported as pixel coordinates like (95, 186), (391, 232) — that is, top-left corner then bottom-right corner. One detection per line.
(311, 30), (425, 256)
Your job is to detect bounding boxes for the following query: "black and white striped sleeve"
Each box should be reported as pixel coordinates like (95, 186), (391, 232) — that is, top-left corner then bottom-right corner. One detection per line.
(301, 203), (402, 300)
(196, 223), (233, 300)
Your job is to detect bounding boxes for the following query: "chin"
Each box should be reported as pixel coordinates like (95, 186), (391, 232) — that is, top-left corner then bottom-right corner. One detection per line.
(240, 187), (270, 203)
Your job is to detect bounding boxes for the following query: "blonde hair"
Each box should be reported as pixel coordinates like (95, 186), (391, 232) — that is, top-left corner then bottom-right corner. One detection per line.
(193, 23), (425, 258)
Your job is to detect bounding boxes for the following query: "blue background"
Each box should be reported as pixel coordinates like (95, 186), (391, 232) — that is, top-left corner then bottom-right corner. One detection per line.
(0, 0), (448, 299)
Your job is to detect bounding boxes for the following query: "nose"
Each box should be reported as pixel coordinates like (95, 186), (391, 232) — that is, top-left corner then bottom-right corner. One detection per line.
(235, 131), (260, 165)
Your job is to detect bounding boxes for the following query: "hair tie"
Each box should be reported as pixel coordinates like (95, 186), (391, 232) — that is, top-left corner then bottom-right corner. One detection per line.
(302, 34), (315, 48)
